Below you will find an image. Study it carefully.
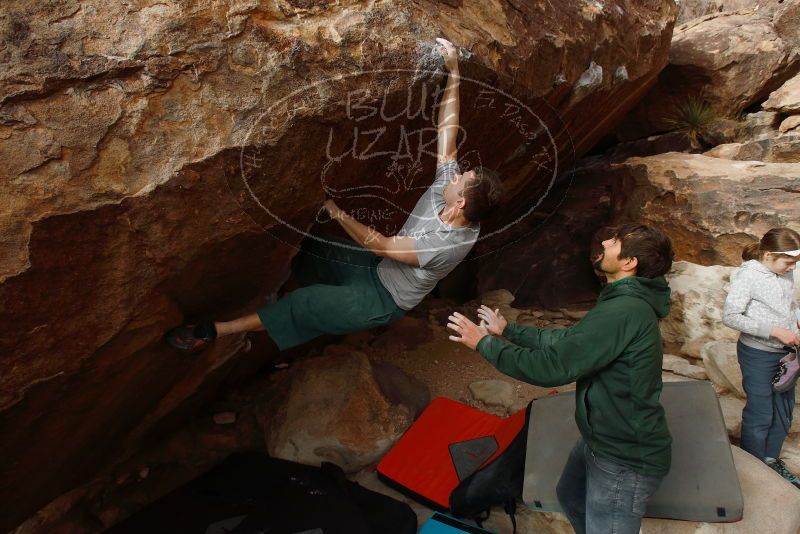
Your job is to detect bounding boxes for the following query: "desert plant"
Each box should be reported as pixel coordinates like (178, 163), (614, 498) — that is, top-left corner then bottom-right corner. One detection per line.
(661, 96), (716, 149)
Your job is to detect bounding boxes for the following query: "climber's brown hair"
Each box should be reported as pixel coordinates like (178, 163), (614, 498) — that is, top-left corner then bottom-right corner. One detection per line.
(462, 166), (504, 223)
(742, 227), (800, 261)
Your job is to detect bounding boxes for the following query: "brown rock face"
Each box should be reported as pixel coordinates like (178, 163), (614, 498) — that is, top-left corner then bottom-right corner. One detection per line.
(764, 71), (800, 113)
(674, 0), (770, 25)
(674, 9), (800, 110)
(470, 162), (615, 309)
(0, 0), (677, 529)
(469, 133), (692, 309)
(704, 133), (800, 163)
(608, 153), (800, 266)
(618, 7), (800, 140)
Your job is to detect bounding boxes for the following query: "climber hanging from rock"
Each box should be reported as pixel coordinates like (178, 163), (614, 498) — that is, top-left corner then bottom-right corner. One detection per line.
(166, 37), (504, 353)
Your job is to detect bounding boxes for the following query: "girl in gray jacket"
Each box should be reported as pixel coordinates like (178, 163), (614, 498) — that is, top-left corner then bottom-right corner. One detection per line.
(723, 227), (800, 487)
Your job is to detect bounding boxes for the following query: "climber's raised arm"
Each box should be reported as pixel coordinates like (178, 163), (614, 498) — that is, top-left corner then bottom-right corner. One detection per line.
(323, 199), (419, 266)
(436, 38), (460, 166)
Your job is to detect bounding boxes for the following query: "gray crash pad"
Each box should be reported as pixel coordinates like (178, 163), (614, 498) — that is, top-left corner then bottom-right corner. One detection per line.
(523, 381), (743, 522)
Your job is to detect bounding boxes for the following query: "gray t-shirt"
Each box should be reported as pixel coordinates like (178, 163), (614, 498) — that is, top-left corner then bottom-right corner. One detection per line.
(377, 160), (480, 310)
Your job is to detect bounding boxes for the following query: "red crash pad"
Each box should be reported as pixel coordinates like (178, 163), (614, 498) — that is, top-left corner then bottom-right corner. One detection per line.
(377, 397), (527, 509)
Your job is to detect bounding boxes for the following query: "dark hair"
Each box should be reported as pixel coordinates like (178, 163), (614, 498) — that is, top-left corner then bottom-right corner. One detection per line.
(462, 166), (504, 223)
(742, 227), (800, 261)
(611, 223), (674, 278)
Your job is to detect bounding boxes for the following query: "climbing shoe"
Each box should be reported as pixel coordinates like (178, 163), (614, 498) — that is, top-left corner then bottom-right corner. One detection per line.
(772, 350), (800, 393)
(766, 458), (800, 489)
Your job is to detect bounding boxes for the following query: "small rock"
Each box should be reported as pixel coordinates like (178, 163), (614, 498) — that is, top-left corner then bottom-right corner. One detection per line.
(468, 380), (515, 410)
(138, 467), (149, 480)
(662, 354), (707, 380)
(701, 341), (744, 398)
(704, 142), (747, 160)
(275, 362), (289, 369)
(718, 395), (745, 438)
(479, 289), (515, 308)
(213, 412), (237, 425)
(779, 115), (800, 133)
(763, 72), (800, 114)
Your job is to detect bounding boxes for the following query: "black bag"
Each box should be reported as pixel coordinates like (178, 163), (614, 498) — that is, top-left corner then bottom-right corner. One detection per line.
(110, 452), (417, 534)
(448, 402), (532, 532)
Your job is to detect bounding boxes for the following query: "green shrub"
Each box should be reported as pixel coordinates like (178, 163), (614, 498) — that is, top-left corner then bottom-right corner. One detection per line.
(661, 96), (716, 148)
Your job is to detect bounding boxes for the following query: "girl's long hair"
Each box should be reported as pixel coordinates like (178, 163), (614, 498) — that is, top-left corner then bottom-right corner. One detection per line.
(742, 227), (800, 261)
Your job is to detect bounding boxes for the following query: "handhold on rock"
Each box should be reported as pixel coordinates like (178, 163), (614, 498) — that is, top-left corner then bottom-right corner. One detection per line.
(213, 412), (237, 425)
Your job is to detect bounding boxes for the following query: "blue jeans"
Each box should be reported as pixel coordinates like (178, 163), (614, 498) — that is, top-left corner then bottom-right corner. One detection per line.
(556, 439), (662, 534)
(737, 341), (795, 460)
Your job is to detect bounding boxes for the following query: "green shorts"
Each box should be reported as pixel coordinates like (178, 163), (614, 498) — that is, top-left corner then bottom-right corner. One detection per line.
(258, 235), (405, 351)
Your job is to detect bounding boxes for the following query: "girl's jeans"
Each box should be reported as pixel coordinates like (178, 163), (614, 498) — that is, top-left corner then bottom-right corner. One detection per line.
(737, 340), (795, 460)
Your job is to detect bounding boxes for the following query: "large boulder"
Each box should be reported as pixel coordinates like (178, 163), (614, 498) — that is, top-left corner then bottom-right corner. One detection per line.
(0, 1), (681, 529)
(675, 0), (773, 25)
(701, 341), (744, 398)
(609, 153), (800, 266)
(774, 0), (800, 48)
(662, 262), (738, 358)
(763, 71), (800, 113)
(260, 352), (427, 473)
(677, 9), (800, 111)
(740, 111), (783, 141)
(641, 446), (800, 533)
(703, 133), (800, 163)
(618, 8), (800, 140)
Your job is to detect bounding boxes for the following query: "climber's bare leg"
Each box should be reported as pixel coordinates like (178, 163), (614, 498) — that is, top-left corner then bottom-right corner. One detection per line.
(215, 313), (265, 337)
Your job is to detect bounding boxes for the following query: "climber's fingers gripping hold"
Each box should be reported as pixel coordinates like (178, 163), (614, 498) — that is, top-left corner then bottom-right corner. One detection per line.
(435, 37), (458, 72)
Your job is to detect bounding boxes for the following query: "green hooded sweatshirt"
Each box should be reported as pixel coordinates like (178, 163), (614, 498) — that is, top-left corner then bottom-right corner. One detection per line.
(476, 276), (672, 477)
